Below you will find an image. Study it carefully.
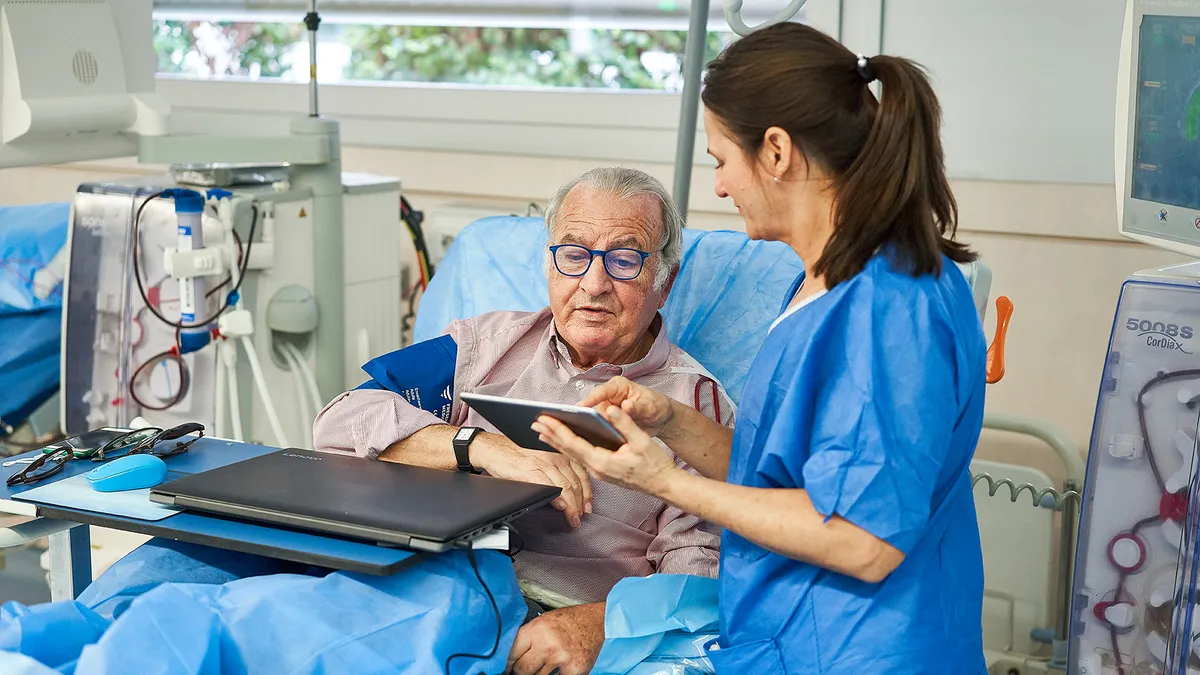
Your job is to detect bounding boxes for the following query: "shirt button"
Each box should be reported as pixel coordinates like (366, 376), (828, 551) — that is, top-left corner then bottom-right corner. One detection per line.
(575, 381), (586, 391)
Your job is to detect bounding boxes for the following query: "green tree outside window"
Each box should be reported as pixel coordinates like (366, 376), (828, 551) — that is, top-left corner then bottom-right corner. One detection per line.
(155, 20), (733, 90)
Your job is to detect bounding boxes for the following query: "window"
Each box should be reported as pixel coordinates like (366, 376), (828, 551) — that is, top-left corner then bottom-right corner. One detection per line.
(148, 2), (821, 164)
(153, 20), (736, 90)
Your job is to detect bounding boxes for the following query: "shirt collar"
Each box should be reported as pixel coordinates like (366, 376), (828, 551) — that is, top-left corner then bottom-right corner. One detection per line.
(544, 311), (671, 380)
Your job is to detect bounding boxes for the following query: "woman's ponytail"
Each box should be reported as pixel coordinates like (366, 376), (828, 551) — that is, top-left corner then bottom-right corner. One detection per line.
(701, 23), (976, 288)
(817, 55), (975, 286)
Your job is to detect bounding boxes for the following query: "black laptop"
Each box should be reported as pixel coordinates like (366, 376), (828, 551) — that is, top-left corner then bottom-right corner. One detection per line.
(149, 449), (561, 552)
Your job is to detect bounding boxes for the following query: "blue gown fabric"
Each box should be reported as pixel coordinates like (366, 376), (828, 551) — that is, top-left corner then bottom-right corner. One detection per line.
(710, 251), (988, 675)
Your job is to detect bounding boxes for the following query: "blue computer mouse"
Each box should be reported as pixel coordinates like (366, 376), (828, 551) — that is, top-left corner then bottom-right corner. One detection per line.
(86, 455), (168, 492)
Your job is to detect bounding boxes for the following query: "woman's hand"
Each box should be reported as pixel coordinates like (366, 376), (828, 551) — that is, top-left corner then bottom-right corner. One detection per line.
(578, 377), (675, 438)
(533, 406), (680, 497)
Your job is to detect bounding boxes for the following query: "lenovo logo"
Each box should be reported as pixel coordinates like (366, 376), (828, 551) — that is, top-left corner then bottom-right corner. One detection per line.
(282, 453), (321, 461)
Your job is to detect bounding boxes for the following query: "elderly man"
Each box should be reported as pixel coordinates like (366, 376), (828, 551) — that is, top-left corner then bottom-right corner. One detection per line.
(313, 167), (735, 675)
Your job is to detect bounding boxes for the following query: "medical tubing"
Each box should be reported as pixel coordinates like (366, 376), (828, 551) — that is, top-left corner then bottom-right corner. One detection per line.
(227, 353), (245, 442)
(280, 345), (314, 447)
(129, 349), (189, 412)
(239, 335), (289, 447)
(1098, 369), (1200, 675)
(215, 347), (227, 439)
(693, 377), (722, 422)
(133, 195), (259, 331)
(283, 342), (324, 416)
(443, 544), (503, 675)
(1136, 368), (1200, 493)
(1109, 515), (1165, 675)
(400, 196), (433, 285)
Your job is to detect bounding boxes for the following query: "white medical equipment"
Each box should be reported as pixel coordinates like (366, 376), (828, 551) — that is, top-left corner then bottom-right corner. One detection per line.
(0, 0), (168, 168)
(61, 173), (406, 448)
(1068, 2), (1200, 673)
(0, 0), (376, 429)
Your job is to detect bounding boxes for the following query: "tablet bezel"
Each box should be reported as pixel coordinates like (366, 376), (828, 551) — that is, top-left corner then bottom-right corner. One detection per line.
(459, 392), (626, 452)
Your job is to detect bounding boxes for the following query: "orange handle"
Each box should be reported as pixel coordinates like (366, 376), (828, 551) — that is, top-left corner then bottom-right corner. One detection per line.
(986, 296), (1012, 384)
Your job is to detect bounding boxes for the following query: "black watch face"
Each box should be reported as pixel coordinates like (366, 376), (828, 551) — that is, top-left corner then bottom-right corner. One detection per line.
(455, 428), (474, 443)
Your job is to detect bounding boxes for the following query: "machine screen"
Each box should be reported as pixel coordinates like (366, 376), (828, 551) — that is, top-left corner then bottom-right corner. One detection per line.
(1132, 14), (1200, 211)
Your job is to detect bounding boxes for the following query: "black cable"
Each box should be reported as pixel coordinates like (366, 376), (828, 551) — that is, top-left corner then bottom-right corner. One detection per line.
(401, 196), (434, 280)
(133, 195), (259, 331)
(506, 525), (525, 559)
(129, 348), (190, 411)
(1136, 369), (1200, 493)
(444, 544), (503, 675)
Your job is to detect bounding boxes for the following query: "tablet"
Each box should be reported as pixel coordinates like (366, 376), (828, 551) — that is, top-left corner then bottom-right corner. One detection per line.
(460, 392), (626, 453)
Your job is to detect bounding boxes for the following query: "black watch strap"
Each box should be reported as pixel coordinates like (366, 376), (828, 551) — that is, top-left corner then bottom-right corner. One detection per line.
(453, 426), (483, 473)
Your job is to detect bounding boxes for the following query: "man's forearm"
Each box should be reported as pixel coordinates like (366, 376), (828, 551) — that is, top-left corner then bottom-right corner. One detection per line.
(657, 400), (733, 480)
(379, 426), (515, 476)
(378, 424), (459, 468)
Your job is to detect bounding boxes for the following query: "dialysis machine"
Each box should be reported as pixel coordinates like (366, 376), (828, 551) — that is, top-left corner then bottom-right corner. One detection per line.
(0, 0), (412, 447)
(61, 171), (408, 449)
(1070, 1), (1200, 673)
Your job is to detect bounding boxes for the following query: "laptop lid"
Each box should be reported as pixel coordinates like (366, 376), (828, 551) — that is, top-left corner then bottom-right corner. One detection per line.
(150, 449), (561, 550)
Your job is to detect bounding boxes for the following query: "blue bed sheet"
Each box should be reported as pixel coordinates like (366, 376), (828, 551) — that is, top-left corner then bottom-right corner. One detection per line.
(0, 202), (69, 427)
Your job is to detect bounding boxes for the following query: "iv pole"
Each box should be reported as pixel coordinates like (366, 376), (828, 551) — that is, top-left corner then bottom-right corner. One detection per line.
(137, 1), (347, 402)
(671, 0), (810, 218)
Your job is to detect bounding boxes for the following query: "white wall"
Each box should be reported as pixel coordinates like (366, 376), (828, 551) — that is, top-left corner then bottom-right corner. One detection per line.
(882, 0), (1127, 184)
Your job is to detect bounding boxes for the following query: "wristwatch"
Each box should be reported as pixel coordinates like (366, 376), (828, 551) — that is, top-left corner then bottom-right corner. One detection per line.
(453, 426), (483, 474)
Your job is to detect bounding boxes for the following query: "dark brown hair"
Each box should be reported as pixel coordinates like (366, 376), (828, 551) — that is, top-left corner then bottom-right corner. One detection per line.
(701, 22), (975, 287)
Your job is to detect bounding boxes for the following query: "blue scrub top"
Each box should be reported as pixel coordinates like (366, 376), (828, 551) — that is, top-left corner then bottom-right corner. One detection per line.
(710, 251), (987, 675)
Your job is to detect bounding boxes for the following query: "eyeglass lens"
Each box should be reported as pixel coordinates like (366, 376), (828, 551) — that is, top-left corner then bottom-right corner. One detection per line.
(7, 448), (69, 486)
(95, 427), (163, 461)
(127, 423), (205, 459)
(553, 245), (645, 280)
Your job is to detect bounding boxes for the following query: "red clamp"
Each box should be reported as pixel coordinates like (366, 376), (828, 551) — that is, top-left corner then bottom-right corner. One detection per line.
(1160, 491), (1188, 523)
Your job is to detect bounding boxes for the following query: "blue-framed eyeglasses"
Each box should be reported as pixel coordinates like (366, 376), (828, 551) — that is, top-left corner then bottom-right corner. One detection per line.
(549, 244), (651, 281)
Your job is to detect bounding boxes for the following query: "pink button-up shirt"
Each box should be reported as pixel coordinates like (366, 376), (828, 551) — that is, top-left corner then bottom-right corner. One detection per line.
(313, 308), (735, 602)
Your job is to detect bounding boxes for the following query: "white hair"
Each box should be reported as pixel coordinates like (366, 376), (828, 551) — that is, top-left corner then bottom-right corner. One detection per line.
(542, 167), (684, 291)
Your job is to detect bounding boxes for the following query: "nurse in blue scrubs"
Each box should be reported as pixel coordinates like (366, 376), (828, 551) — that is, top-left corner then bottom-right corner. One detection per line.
(533, 21), (987, 675)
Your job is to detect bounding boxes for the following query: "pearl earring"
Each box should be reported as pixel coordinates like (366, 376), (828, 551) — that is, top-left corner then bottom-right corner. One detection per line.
(773, 176), (779, 184)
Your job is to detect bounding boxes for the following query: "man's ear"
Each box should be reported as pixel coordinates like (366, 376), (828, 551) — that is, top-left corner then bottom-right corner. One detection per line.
(658, 266), (680, 308)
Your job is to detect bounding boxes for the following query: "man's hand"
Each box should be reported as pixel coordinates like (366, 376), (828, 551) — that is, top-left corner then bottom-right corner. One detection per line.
(507, 602), (606, 675)
(473, 432), (593, 528)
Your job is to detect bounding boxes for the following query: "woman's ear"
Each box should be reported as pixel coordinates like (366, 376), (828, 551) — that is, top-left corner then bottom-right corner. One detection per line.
(761, 126), (794, 180)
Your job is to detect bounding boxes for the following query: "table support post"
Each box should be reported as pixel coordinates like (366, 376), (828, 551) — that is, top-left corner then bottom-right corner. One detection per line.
(48, 525), (91, 601)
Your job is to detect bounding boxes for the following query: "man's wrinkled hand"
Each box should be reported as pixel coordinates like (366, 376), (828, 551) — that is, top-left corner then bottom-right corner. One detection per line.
(472, 432), (593, 528)
(507, 602), (606, 675)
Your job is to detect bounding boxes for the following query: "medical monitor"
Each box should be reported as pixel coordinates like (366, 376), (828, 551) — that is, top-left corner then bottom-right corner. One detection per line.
(0, 0), (168, 168)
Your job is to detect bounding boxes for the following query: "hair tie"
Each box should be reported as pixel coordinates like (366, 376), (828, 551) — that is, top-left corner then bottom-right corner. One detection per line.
(856, 54), (877, 84)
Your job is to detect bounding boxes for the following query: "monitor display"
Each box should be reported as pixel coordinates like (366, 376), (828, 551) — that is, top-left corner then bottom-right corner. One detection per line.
(1132, 14), (1200, 211)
